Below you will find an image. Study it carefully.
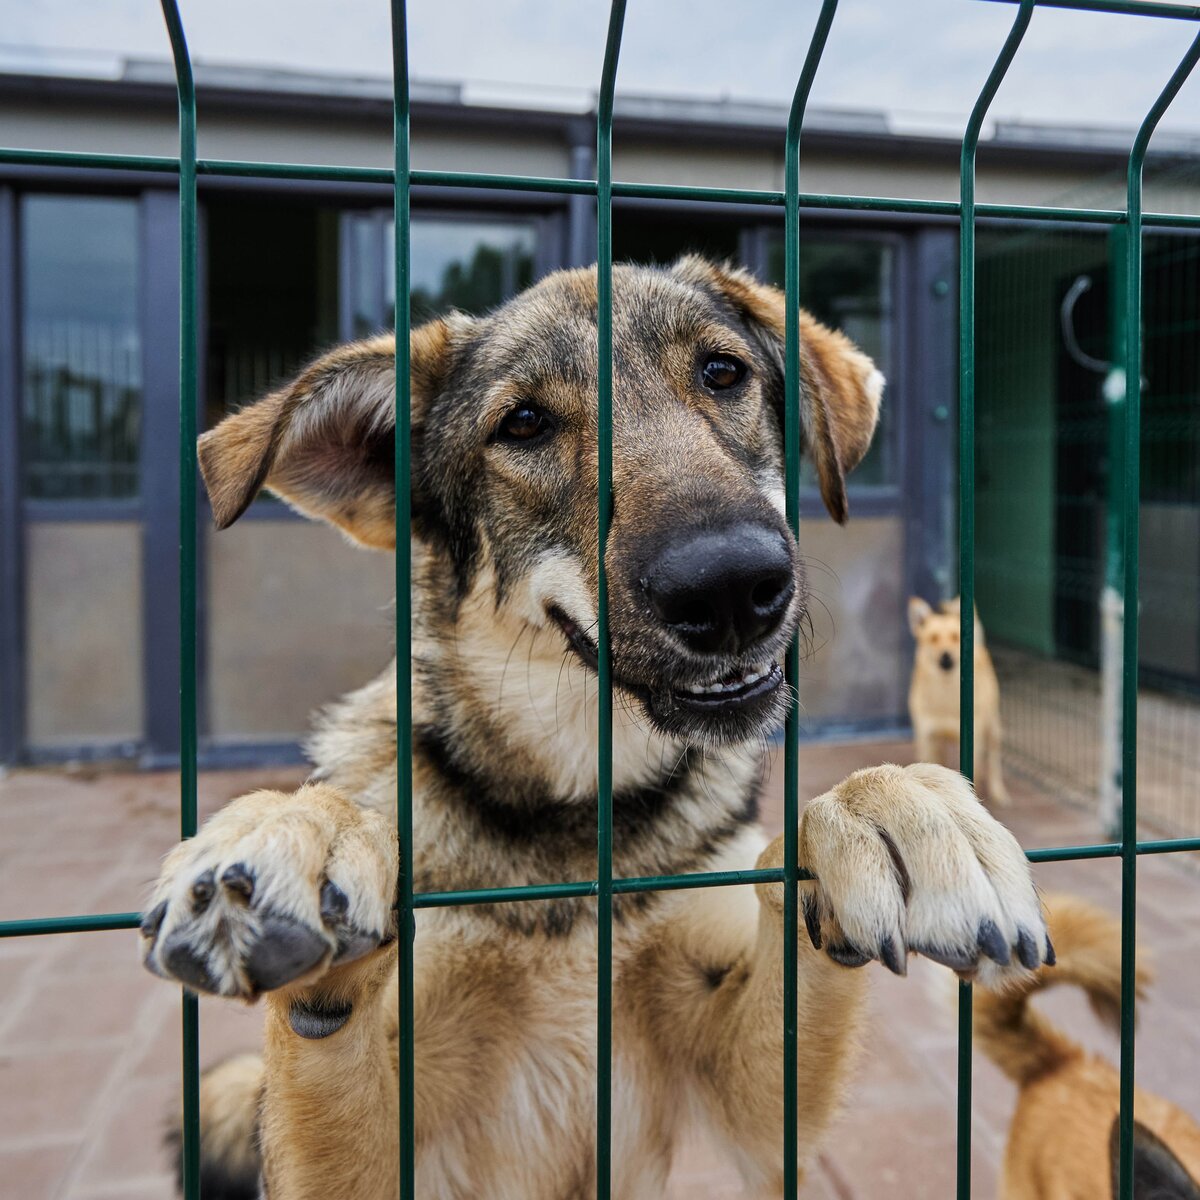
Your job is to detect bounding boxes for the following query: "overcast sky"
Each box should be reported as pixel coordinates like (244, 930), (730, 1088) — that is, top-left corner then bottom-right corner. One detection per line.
(5, 1), (1200, 139)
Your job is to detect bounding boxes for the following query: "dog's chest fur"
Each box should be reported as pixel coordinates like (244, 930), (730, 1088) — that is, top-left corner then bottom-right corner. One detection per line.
(310, 658), (766, 937)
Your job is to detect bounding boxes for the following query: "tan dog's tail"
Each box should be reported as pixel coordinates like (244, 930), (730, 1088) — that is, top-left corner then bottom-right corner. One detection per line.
(974, 893), (1152, 1085)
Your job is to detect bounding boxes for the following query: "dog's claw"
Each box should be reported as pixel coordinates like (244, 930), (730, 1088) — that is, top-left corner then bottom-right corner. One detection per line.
(1016, 927), (1041, 970)
(243, 914), (330, 993)
(826, 942), (872, 969)
(801, 890), (823, 950)
(320, 879), (350, 922)
(913, 943), (978, 974)
(1044, 935), (1056, 967)
(140, 900), (167, 940)
(190, 869), (216, 913)
(220, 862), (255, 903)
(978, 918), (1010, 966)
(879, 934), (906, 976)
(162, 931), (222, 993)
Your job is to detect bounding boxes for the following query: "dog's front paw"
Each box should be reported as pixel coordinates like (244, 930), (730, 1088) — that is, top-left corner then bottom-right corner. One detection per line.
(760, 762), (1049, 987)
(140, 783), (397, 999)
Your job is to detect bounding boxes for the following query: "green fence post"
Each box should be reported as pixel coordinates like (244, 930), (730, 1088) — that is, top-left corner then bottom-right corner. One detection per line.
(1117, 29), (1200, 1197)
(156, 5), (200, 1199)
(957, 6), (1034, 1196)
(1099, 225), (1128, 839)
(389, 3), (416, 1197)
(595, 5), (627, 1195)
(782, 5), (838, 1192)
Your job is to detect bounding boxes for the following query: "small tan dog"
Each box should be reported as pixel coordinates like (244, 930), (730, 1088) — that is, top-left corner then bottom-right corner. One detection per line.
(976, 893), (1200, 1199)
(908, 596), (1008, 805)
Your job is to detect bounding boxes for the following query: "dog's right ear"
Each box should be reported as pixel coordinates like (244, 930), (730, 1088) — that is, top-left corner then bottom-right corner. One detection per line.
(1109, 1117), (1200, 1199)
(198, 318), (465, 550)
(908, 597), (934, 637)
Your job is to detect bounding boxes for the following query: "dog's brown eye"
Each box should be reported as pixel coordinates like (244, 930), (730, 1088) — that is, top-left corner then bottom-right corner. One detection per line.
(700, 354), (748, 391)
(495, 403), (554, 446)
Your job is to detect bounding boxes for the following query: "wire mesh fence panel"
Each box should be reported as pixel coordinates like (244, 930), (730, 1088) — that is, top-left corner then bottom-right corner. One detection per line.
(0, 3), (1199, 1200)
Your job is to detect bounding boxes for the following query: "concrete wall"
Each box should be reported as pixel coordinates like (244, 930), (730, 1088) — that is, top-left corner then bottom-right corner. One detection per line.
(1141, 504), (1200, 681)
(794, 516), (908, 727)
(205, 519), (396, 742)
(25, 522), (144, 746)
(0, 98), (572, 180)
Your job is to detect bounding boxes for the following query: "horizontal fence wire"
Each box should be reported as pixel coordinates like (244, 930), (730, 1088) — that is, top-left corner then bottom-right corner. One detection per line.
(0, 3), (1198, 1200)
(6, 830), (1200, 935)
(5, 144), (1200, 229)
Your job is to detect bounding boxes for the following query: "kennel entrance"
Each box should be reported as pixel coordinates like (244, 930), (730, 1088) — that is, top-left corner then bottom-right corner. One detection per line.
(1, 2), (1200, 1199)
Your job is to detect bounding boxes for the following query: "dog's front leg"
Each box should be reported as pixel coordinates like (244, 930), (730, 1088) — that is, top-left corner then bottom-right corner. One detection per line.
(261, 945), (400, 1200)
(141, 782), (402, 1199)
(647, 763), (1049, 1196)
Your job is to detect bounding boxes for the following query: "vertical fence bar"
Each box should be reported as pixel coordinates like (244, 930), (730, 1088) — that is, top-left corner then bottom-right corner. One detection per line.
(390, 2), (416, 1197)
(1100, 225), (1128, 839)
(782, 5), (838, 1193)
(956, 6), (1033, 1196)
(157, 3), (200, 1198)
(595, 6), (627, 1195)
(1117, 32), (1200, 1197)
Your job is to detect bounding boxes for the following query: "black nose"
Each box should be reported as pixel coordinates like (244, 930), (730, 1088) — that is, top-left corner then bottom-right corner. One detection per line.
(939, 652), (955, 672)
(643, 523), (794, 655)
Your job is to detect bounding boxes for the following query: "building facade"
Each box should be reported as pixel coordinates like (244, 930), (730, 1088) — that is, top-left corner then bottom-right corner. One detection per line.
(1, 61), (1197, 765)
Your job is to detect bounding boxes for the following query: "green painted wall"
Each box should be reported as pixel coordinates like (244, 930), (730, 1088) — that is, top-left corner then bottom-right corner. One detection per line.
(975, 230), (1107, 655)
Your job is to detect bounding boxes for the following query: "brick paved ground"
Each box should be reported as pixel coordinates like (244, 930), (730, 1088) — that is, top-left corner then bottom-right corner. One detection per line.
(1, 743), (1198, 1199)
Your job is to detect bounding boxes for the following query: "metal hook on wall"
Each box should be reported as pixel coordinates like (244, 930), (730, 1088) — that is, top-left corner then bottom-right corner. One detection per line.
(1060, 274), (1110, 374)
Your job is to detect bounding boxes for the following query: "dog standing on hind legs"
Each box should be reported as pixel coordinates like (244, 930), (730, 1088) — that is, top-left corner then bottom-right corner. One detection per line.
(141, 258), (1050, 1199)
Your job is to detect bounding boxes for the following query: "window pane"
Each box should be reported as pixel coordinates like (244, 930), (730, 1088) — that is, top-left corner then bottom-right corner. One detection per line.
(384, 218), (537, 324)
(21, 196), (141, 500)
(766, 237), (895, 487)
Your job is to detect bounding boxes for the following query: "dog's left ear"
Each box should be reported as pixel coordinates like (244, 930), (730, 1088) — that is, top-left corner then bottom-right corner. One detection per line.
(1109, 1117), (1200, 1199)
(674, 257), (884, 524)
(908, 597), (934, 637)
(198, 318), (465, 550)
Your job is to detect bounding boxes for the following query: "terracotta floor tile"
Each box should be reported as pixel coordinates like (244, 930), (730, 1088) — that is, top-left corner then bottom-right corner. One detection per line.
(0, 1140), (80, 1200)
(1, 753), (1198, 1198)
(0, 1047), (116, 1142)
(0, 967), (160, 1053)
(67, 1075), (177, 1191)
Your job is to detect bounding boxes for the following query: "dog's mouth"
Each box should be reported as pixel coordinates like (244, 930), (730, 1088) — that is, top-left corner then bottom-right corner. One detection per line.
(548, 606), (785, 733)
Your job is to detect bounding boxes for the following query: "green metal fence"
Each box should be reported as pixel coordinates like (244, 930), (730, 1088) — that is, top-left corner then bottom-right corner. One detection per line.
(3, 1), (1200, 1198)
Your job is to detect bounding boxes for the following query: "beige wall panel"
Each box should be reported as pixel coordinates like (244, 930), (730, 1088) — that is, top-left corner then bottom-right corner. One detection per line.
(0, 100), (178, 158)
(794, 515), (908, 724)
(26, 522), (144, 746)
(614, 141), (781, 190)
(206, 520), (395, 741)
(0, 101), (568, 178)
(1140, 504), (1200, 680)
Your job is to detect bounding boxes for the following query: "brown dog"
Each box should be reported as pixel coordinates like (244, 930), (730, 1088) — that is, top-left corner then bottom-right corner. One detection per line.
(140, 259), (1050, 1199)
(908, 596), (1008, 805)
(976, 893), (1200, 1199)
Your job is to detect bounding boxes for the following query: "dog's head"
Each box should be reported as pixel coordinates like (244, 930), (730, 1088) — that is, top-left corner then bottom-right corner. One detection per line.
(199, 258), (882, 747)
(908, 596), (984, 677)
